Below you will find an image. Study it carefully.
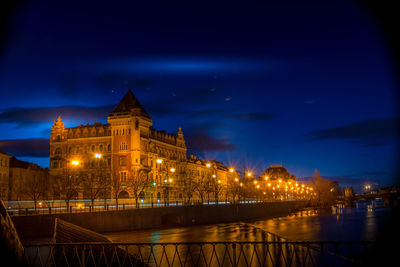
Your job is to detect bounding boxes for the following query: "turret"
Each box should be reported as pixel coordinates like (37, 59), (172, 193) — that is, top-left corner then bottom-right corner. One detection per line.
(51, 116), (65, 141)
(176, 126), (186, 148)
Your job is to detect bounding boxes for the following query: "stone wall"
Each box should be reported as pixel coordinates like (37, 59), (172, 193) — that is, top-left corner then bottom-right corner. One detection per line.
(12, 201), (306, 239)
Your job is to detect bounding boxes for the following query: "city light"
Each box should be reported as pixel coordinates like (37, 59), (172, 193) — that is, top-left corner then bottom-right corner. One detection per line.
(265, 176), (269, 180)
(206, 163), (211, 168)
(253, 180), (257, 184)
(234, 178), (239, 182)
(268, 183), (271, 187)
(229, 168), (234, 173)
(247, 172), (252, 177)
(212, 174), (216, 178)
(170, 168), (175, 172)
(278, 179), (282, 183)
(71, 160), (79, 166)
(218, 180), (221, 184)
(156, 158), (163, 164)
(94, 153), (102, 159)
(169, 178), (173, 182)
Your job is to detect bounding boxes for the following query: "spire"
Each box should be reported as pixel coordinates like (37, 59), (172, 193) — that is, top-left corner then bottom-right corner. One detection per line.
(110, 89), (150, 117)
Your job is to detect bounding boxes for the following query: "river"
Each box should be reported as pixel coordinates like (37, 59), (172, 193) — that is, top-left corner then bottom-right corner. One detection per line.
(104, 200), (394, 242)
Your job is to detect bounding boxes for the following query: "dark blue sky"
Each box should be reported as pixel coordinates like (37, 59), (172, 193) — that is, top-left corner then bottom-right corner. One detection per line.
(0, 1), (398, 192)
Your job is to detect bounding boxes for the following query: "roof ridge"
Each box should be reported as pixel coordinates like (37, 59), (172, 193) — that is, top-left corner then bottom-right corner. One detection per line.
(110, 89), (150, 116)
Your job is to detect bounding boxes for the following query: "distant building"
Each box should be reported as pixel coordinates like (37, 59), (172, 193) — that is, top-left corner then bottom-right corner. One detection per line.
(49, 89), (234, 202)
(261, 164), (296, 181)
(8, 157), (49, 201)
(0, 149), (12, 200)
(0, 150), (49, 201)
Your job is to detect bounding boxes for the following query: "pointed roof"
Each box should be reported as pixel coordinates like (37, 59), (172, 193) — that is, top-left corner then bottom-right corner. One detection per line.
(109, 89), (150, 117)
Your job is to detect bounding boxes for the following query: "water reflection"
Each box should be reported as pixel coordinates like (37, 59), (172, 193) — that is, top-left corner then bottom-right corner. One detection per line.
(105, 201), (392, 243)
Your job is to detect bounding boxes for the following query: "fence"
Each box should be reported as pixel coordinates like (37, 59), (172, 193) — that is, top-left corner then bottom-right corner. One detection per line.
(7, 198), (285, 216)
(23, 241), (372, 267)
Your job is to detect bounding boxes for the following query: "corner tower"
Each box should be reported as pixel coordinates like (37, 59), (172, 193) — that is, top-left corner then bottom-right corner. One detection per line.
(108, 90), (153, 177)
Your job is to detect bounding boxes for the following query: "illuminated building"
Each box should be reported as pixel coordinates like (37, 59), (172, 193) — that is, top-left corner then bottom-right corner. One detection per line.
(49, 89), (231, 201)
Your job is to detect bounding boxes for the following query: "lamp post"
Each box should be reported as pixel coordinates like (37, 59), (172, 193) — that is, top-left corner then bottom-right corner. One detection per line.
(163, 167), (175, 206)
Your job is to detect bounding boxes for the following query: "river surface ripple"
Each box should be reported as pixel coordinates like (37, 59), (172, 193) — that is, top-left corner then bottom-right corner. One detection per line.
(105, 201), (394, 242)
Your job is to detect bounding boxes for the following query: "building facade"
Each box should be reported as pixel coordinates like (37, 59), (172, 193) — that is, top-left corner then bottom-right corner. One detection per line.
(49, 89), (234, 203)
(0, 149), (11, 200)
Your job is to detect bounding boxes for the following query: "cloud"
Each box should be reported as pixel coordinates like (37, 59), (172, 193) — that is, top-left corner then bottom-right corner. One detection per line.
(96, 72), (152, 91)
(224, 112), (275, 121)
(0, 138), (49, 157)
(305, 116), (400, 147)
(185, 132), (236, 152)
(0, 105), (114, 127)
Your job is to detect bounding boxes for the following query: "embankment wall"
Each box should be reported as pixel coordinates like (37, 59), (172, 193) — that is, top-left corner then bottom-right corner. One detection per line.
(12, 201), (307, 239)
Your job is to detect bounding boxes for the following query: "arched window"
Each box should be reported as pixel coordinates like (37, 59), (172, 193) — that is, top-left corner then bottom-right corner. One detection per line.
(99, 145), (103, 152)
(107, 144), (111, 152)
(55, 148), (62, 155)
(91, 145), (95, 152)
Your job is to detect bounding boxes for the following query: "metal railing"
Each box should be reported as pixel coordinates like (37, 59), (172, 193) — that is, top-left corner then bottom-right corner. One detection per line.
(23, 241), (372, 267)
(7, 198), (294, 216)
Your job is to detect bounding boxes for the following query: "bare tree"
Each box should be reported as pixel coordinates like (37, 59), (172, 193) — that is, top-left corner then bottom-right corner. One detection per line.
(311, 169), (339, 207)
(212, 179), (224, 204)
(127, 168), (149, 207)
(181, 173), (197, 204)
(227, 179), (241, 203)
(195, 177), (209, 204)
(54, 169), (82, 211)
(83, 169), (110, 210)
(111, 170), (124, 209)
(23, 172), (47, 210)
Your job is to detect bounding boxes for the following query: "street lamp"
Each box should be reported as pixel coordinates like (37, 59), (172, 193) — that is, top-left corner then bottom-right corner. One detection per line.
(229, 168), (234, 173)
(206, 163), (211, 168)
(71, 160), (79, 166)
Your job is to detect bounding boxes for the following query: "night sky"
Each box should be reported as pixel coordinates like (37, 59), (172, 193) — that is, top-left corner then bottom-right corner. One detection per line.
(0, 1), (399, 192)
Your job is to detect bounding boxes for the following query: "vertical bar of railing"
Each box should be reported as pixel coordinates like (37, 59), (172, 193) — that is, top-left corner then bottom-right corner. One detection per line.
(232, 243), (237, 267)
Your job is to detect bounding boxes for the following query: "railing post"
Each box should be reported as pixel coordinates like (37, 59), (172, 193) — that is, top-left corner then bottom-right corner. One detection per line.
(49, 207), (51, 214)
(232, 243), (237, 267)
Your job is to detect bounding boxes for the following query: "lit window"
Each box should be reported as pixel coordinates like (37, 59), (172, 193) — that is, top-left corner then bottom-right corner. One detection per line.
(119, 156), (127, 166)
(120, 171), (127, 183)
(119, 142), (127, 151)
